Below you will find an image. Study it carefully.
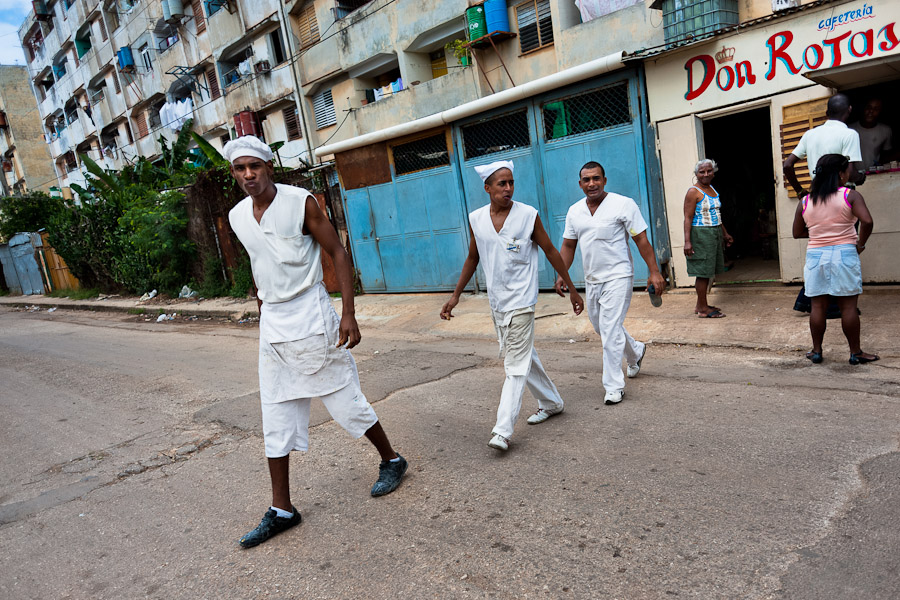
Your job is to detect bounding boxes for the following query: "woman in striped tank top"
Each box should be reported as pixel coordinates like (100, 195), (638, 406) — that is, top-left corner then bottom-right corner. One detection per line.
(683, 159), (734, 318)
(792, 153), (877, 365)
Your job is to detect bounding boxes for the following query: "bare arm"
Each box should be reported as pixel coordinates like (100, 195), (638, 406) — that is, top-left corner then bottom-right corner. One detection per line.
(683, 188), (700, 256)
(848, 190), (874, 252)
(440, 226), (480, 320)
(554, 238), (578, 296)
(783, 154), (806, 198)
(532, 216), (583, 315)
(792, 199), (808, 239)
(303, 195), (360, 349)
(632, 231), (666, 294)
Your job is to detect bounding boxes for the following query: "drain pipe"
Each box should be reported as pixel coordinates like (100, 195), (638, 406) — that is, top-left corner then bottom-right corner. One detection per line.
(314, 50), (627, 158)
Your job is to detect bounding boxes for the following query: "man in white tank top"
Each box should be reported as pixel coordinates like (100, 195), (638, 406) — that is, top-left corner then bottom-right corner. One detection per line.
(224, 136), (407, 549)
(440, 160), (584, 451)
(556, 162), (667, 405)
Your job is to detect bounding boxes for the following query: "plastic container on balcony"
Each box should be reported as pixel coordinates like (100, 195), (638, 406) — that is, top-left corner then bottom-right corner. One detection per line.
(466, 5), (486, 41)
(661, 0), (739, 46)
(484, 0), (510, 34)
(162, 0), (185, 23)
(117, 47), (135, 72)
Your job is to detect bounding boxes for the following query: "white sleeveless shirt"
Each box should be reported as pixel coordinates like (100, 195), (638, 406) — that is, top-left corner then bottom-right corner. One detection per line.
(469, 201), (539, 314)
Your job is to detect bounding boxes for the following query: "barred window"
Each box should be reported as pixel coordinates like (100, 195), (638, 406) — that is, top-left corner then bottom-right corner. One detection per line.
(134, 110), (148, 138)
(542, 83), (631, 141)
(283, 106), (301, 141)
(461, 110), (530, 160)
(192, 0), (206, 33)
(516, 0), (553, 54)
(313, 89), (336, 129)
(207, 67), (221, 100)
(392, 133), (450, 176)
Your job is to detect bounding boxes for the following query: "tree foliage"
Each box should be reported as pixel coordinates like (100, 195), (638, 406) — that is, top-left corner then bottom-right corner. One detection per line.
(0, 191), (64, 241)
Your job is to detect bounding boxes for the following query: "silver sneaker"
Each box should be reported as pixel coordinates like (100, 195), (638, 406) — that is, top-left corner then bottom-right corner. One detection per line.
(526, 407), (564, 424)
(627, 344), (647, 378)
(604, 390), (624, 405)
(488, 433), (510, 451)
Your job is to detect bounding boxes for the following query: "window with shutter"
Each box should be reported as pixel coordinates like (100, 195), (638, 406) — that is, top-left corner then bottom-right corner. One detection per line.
(283, 106), (301, 141)
(192, 0), (206, 33)
(780, 97), (828, 199)
(135, 111), (148, 138)
(297, 3), (320, 49)
(313, 89), (336, 129)
(207, 67), (221, 100)
(97, 16), (107, 41)
(515, 0), (553, 54)
(111, 70), (121, 94)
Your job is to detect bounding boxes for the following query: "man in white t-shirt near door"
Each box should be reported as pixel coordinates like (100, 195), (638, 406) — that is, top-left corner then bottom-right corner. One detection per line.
(555, 161), (666, 405)
(224, 136), (407, 549)
(440, 160), (584, 452)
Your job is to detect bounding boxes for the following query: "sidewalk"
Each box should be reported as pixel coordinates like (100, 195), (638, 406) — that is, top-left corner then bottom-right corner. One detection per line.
(2, 285), (898, 357)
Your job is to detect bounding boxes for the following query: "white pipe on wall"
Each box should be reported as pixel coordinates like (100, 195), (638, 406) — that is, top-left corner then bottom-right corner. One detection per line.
(314, 50), (627, 158)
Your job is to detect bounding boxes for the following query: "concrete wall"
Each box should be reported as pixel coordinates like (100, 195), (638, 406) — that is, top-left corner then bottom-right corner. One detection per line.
(0, 66), (57, 194)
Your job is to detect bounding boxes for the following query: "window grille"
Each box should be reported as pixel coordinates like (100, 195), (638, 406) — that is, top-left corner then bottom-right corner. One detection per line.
(313, 89), (336, 129)
(542, 83), (631, 141)
(192, 0), (206, 33)
(661, 0), (739, 46)
(283, 106), (301, 141)
(207, 67), (221, 99)
(97, 16), (108, 41)
(516, 0), (553, 54)
(461, 110), (530, 160)
(392, 133), (450, 176)
(112, 70), (121, 93)
(297, 3), (319, 49)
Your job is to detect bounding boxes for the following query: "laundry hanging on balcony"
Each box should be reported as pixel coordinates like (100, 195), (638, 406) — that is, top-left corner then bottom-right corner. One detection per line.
(159, 97), (194, 131)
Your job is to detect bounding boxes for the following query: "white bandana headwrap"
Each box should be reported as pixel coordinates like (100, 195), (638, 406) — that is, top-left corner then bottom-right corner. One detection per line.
(223, 135), (274, 164)
(474, 160), (514, 183)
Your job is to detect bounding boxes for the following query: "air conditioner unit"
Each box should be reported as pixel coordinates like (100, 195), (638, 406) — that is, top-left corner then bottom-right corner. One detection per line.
(254, 60), (271, 74)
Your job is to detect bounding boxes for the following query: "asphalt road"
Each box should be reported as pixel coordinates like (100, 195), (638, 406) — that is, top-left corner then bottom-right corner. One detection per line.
(1, 307), (898, 599)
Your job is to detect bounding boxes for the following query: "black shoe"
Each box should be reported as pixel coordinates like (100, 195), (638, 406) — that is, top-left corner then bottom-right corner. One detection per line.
(239, 506), (301, 548)
(371, 454), (408, 497)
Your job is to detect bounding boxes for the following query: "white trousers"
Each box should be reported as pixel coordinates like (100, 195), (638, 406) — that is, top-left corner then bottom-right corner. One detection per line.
(261, 352), (378, 457)
(492, 310), (564, 438)
(586, 276), (645, 395)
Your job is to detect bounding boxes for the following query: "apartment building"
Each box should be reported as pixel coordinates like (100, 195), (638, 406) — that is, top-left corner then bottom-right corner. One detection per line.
(18, 0), (308, 192)
(0, 65), (57, 196)
(284, 0), (668, 293)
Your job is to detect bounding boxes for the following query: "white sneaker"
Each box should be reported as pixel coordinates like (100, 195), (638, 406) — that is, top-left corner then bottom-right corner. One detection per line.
(604, 390), (624, 405)
(526, 407), (564, 425)
(627, 344), (647, 378)
(488, 433), (510, 451)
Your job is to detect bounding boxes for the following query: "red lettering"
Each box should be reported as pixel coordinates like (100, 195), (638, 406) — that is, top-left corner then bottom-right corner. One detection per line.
(850, 30), (874, 57)
(878, 23), (900, 51)
(822, 30), (852, 67)
(804, 44), (824, 69)
(735, 60), (756, 87)
(765, 31), (801, 81)
(716, 66), (735, 91)
(684, 54), (715, 101)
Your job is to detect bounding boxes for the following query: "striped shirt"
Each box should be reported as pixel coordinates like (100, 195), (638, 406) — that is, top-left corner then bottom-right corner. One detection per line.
(691, 186), (722, 227)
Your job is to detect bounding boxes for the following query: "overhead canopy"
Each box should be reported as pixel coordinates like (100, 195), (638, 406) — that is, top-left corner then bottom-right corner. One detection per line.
(802, 55), (900, 90)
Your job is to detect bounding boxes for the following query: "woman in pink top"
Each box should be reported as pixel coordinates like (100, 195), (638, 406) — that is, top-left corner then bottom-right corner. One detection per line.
(792, 154), (877, 365)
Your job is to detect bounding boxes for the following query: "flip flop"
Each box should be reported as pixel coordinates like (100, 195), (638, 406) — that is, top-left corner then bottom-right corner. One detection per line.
(695, 306), (721, 314)
(698, 309), (725, 318)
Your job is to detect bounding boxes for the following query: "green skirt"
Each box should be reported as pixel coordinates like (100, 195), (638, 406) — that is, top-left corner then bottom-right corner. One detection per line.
(686, 226), (725, 278)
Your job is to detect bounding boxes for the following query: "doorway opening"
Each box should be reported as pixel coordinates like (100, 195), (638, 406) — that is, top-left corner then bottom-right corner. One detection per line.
(702, 107), (779, 283)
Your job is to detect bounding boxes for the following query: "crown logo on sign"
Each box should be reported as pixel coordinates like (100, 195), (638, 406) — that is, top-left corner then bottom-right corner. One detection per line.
(715, 46), (735, 63)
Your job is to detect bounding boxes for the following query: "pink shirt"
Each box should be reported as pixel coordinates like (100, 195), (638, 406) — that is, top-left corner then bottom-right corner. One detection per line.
(802, 187), (858, 248)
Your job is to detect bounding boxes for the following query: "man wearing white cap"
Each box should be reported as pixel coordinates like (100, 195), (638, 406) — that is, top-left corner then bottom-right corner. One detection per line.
(223, 135), (407, 548)
(555, 161), (666, 405)
(441, 160), (584, 451)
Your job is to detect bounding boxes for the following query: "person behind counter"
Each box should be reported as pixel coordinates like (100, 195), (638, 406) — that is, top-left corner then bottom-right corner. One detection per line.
(792, 154), (878, 366)
(850, 98), (895, 171)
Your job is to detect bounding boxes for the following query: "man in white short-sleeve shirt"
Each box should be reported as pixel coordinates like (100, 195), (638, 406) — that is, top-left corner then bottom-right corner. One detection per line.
(224, 135), (407, 549)
(440, 160), (584, 452)
(556, 161), (666, 405)
(784, 93), (865, 198)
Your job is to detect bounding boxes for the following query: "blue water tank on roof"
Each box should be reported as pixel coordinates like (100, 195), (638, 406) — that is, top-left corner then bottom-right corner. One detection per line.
(484, 0), (510, 34)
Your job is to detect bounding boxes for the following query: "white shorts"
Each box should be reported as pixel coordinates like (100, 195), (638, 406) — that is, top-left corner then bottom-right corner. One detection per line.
(261, 353), (378, 457)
